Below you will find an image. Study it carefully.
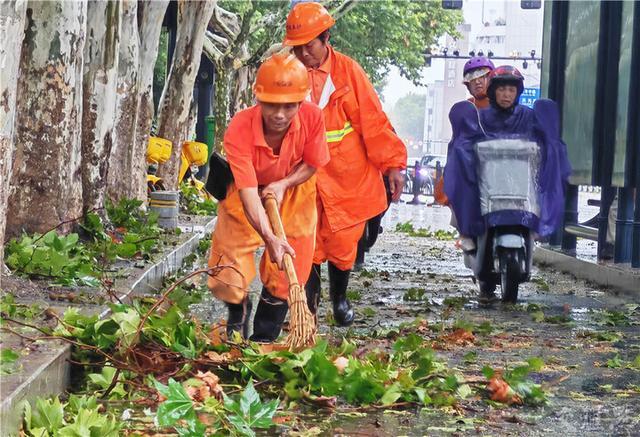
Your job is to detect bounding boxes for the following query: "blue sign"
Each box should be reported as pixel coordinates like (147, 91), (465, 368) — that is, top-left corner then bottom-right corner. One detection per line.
(520, 87), (540, 108)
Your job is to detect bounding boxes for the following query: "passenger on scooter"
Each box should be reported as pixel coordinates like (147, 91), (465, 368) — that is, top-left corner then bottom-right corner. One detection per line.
(463, 56), (495, 109)
(437, 57), (494, 248)
(444, 65), (571, 303)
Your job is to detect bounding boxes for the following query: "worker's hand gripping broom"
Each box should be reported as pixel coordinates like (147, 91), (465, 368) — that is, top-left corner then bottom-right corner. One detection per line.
(263, 194), (317, 351)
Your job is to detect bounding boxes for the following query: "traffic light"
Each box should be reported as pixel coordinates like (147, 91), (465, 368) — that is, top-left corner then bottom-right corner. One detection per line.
(442, 1), (463, 10)
(521, 1), (542, 9)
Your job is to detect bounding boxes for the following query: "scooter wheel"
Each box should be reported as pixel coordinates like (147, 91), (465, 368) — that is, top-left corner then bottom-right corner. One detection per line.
(499, 249), (520, 303)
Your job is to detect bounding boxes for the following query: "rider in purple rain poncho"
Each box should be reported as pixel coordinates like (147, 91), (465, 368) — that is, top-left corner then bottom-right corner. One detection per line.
(444, 65), (571, 242)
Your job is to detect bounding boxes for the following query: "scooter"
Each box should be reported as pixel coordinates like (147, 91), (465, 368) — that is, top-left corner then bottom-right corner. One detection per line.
(463, 138), (539, 303)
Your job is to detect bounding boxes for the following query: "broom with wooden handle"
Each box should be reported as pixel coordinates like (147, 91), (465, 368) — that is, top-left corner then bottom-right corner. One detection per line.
(263, 193), (317, 351)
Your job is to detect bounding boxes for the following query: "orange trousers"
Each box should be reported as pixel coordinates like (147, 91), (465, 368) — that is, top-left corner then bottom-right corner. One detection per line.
(207, 178), (317, 304)
(312, 197), (367, 271)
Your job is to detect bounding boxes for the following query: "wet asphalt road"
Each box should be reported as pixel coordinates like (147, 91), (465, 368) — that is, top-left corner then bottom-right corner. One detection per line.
(192, 195), (639, 436)
(323, 198), (639, 436)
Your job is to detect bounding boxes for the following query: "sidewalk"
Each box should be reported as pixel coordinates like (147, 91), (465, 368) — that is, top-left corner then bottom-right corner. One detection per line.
(534, 246), (640, 296)
(0, 216), (216, 436)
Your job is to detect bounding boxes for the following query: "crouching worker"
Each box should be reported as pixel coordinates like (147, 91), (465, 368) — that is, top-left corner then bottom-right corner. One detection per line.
(207, 54), (329, 342)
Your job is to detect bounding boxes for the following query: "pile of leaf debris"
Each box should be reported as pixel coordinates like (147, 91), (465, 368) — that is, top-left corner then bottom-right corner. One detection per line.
(7, 268), (549, 436)
(4, 199), (165, 289)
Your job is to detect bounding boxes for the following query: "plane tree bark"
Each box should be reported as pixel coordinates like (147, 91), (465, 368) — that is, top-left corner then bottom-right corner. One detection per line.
(81, 0), (121, 213)
(7, 1), (87, 238)
(0, 0), (28, 280)
(155, 0), (216, 190)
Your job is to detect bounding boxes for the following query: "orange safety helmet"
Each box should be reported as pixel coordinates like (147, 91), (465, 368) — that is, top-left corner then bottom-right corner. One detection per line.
(254, 53), (310, 103)
(283, 2), (335, 46)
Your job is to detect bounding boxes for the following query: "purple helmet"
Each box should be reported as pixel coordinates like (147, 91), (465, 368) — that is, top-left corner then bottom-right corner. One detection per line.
(462, 56), (494, 85)
(463, 56), (495, 78)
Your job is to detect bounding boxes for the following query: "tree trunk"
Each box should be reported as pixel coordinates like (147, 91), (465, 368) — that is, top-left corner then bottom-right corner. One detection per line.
(213, 60), (231, 153)
(206, 2), (263, 153)
(107, 0), (139, 202)
(229, 61), (254, 116)
(0, 0), (27, 279)
(132, 0), (169, 201)
(204, 4), (241, 153)
(156, 0), (216, 190)
(212, 56), (253, 153)
(7, 1), (86, 238)
(81, 0), (120, 213)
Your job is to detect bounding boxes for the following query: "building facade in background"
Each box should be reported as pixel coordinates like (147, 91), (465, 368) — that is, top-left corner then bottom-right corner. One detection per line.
(423, 81), (445, 155)
(423, 0), (544, 153)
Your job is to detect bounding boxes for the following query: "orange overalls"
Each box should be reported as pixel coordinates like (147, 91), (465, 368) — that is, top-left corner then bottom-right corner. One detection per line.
(207, 102), (329, 304)
(308, 46), (407, 270)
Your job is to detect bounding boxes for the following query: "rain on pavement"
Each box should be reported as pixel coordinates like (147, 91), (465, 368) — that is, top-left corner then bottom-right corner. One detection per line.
(191, 194), (639, 436)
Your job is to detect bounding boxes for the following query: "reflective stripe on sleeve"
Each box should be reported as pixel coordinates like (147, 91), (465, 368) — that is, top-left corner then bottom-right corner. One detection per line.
(326, 121), (354, 143)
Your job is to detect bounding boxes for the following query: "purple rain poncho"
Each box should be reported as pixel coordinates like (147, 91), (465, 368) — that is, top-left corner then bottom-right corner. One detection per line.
(443, 99), (571, 238)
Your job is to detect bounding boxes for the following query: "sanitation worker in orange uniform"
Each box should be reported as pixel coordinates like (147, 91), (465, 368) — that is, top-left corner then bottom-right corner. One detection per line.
(207, 54), (329, 342)
(283, 2), (407, 326)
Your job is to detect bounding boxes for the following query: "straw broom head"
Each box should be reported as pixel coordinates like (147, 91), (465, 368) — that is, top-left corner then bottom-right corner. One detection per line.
(284, 282), (317, 351)
(262, 193), (317, 351)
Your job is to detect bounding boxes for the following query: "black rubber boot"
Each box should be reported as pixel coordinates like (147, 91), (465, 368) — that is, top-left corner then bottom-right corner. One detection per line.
(226, 297), (253, 339)
(353, 235), (367, 272)
(328, 262), (355, 326)
(249, 288), (289, 343)
(305, 264), (322, 314)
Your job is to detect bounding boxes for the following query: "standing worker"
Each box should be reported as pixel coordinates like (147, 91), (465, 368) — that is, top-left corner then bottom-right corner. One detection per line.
(207, 53), (329, 342)
(283, 2), (407, 326)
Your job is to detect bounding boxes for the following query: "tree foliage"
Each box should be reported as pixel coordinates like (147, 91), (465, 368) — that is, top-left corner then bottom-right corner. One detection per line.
(206, 0), (462, 147)
(215, 0), (462, 83)
(152, 30), (169, 116)
(389, 93), (426, 142)
(326, 0), (462, 86)
(217, 0), (289, 68)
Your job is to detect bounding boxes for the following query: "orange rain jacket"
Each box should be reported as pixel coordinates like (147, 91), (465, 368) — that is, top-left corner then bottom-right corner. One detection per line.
(468, 95), (490, 109)
(313, 46), (407, 232)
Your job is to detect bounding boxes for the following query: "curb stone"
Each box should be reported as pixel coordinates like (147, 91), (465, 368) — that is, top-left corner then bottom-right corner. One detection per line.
(533, 246), (640, 295)
(0, 217), (216, 436)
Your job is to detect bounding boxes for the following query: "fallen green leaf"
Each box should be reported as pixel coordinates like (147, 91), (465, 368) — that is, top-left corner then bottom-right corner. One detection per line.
(153, 378), (197, 428)
(463, 351), (477, 364)
(223, 380), (278, 436)
(0, 348), (20, 375)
